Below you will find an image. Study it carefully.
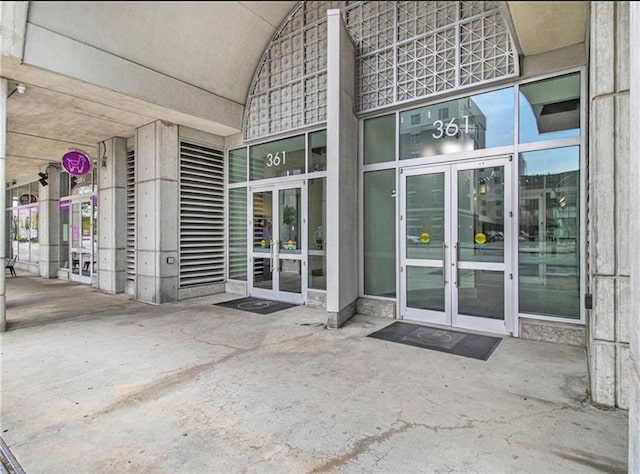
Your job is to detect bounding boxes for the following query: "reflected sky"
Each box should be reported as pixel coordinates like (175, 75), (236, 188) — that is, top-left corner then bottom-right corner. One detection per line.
(471, 87), (515, 147)
(520, 146), (580, 175)
(519, 94), (579, 143)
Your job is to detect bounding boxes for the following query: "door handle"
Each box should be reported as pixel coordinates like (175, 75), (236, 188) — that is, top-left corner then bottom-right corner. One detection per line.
(270, 240), (275, 273)
(454, 241), (459, 288)
(442, 242), (447, 285)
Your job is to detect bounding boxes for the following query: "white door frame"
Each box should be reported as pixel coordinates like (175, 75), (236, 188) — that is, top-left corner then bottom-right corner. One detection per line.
(399, 155), (514, 335)
(248, 179), (307, 304)
(69, 195), (96, 284)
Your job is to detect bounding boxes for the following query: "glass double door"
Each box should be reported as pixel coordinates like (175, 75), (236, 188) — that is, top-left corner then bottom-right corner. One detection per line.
(400, 157), (513, 335)
(70, 196), (97, 284)
(250, 181), (306, 304)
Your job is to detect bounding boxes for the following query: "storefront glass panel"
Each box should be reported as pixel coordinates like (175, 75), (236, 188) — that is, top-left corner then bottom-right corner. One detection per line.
(457, 167), (505, 263)
(9, 183), (39, 263)
(308, 177), (326, 290)
(364, 114), (396, 164)
(363, 169), (396, 297)
(228, 188), (247, 280)
(59, 199), (70, 269)
(406, 173), (445, 261)
(309, 130), (327, 172)
(30, 205), (39, 263)
(399, 87), (514, 159)
(519, 73), (580, 144)
(250, 135), (305, 180)
(406, 263), (445, 312)
(458, 269), (504, 319)
(229, 148), (248, 183)
(519, 147), (580, 319)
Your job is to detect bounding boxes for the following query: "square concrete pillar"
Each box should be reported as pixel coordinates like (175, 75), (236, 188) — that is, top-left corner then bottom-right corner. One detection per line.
(98, 138), (128, 293)
(588, 2), (633, 412)
(134, 121), (179, 304)
(38, 165), (60, 278)
(590, 340), (616, 406)
(628, 3), (640, 471)
(325, 9), (358, 328)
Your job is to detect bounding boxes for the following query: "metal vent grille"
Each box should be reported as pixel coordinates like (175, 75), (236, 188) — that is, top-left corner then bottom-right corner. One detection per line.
(179, 141), (225, 288)
(126, 148), (136, 282)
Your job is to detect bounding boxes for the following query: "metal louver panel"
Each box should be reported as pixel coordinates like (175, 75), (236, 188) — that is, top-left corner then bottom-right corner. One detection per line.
(179, 140), (225, 288)
(126, 148), (136, 282)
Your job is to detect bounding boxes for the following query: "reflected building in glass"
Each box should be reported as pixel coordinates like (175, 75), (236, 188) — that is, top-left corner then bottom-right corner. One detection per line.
(399, 97), (486, 159)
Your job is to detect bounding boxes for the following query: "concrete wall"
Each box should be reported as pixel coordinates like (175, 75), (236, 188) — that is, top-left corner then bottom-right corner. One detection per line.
(628, 3), (639, 471)
(588, 1), (630, 409)
(0, 1), (28, 59)
(325, 10), (358, 328)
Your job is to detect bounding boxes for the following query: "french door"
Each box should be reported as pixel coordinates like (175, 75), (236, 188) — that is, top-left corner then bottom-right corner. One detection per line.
(249, 181), (306, 304)
(400, 156), (513, 335)
(70, 196), (96, 284)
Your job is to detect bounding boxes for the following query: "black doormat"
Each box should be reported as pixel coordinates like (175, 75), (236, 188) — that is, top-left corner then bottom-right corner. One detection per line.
(368, 321), (502, 361)
(215, 296), (298, 315)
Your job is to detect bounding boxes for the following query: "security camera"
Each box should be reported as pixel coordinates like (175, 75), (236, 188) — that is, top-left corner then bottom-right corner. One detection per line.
(16, 84), (26, 95)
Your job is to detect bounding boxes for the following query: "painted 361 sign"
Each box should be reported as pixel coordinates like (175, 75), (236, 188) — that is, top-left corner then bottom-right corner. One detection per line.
(61, 150), (92, 176)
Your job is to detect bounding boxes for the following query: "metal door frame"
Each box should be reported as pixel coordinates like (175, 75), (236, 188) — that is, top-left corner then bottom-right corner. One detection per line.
(248, 179), (307, 304)
(399, 155), (514, 335)
(69, 195), (96, 284)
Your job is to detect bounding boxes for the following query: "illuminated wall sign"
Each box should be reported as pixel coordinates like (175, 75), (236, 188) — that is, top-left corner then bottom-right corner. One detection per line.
(61, 150), (92, 176)
(19, 194), (38, 205)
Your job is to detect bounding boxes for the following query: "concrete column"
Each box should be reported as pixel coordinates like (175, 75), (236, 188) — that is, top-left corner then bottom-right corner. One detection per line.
(588, 1), (631, 409)
(628, 3), (639, 471)
(325, 10), (358, 328)
(0, 78), (7, 332)
(98, 138), (127, 293)
(38, 164), (60, 278)
(135, 121), (179, 304)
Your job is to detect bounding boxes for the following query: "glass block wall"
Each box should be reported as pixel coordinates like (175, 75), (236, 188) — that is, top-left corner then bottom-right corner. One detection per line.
(244, 1), (519, 141)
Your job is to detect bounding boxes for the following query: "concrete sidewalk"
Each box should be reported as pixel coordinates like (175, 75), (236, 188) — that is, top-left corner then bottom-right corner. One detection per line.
(0, 276), (628, 473)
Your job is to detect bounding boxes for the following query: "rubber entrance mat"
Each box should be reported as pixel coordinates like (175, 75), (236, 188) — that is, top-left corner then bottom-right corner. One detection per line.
(215, 296), (298, 315)
(368, 321), (501, 361)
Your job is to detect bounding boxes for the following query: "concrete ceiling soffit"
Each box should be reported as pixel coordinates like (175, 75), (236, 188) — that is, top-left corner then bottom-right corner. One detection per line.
(506, 1), (589, 56)
(0, 1), (28, 58)
(24, 1), (298, 105)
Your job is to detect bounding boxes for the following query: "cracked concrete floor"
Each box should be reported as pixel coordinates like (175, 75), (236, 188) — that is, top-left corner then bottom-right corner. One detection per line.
(1, 276), (629, 473)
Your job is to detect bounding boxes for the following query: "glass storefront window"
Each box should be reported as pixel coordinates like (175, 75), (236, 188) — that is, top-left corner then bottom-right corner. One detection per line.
(364, 114), (396, 164)
(8, 183), (39, 263)
(10, 208), (18, 259)
(70, 168), (96, 195)
(519, 146), (580, 319)
(309, 130), (327, 172)
(363, 169), (396, 297)
(229, 148), (248, 183)
(458, 166), (505, 263)
(59, 199), (70, 269)
(60, 172), (70, 198)
(30, 205), (39, 263)
(308, 178), (326, 290)
(400, 87), (514, 159)
(250, 135), (305, 180)
(519, 73), (580, 143)
(228, 188), (247, 281)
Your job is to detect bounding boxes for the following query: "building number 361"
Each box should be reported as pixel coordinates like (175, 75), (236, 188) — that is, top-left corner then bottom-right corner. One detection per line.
(431, 115), (470, 139)
(266, 151), (287, 167)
